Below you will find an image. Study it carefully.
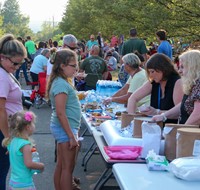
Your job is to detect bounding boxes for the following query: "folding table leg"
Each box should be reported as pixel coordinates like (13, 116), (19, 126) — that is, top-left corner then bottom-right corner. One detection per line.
(84, 144), (98, 171)
(80, 127), (88, 137)
(97, 171), (113, 190)
(82, 141), (95, 167)
(93, 168), (111, 190)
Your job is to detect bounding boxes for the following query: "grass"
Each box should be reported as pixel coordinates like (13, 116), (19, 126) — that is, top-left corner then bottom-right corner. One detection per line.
(110, 68), (119, 81)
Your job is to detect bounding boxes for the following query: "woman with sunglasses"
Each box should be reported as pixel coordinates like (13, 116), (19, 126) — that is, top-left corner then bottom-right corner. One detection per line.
(0, 34), (27, 190)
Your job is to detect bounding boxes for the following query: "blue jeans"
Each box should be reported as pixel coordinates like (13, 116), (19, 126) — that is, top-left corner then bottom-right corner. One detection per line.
(0, 131), (10, 190)
(15, 61), (30, 82)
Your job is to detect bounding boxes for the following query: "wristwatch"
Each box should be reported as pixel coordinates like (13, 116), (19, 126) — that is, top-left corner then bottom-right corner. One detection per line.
(161, 113), (167, 122)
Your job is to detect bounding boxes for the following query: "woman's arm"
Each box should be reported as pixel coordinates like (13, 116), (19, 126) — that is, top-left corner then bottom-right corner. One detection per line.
(143, 78), (183, 116)
(55, 93), (78, 149)
(152, 103), (181, 122)
(111, 92), (132, 104)
(103, 84), (130, 105)
(0, 98), (9, 137)
(113, 84), (129, 97)
(127, 81), (152, 114)
(185, 101), (200, 125)
(43, 65), (47, 72)
(173, 79), (184, 105)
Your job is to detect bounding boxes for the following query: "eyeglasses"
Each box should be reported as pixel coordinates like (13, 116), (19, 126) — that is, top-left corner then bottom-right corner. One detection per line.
(7, 57), (22, 66)
(66, 44), (77, 50)
(123, 62), (129, 66)
(68, 64), (78, 69)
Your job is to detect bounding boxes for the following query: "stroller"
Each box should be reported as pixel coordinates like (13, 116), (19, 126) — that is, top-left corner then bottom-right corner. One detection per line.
(30, 72), (49, 109)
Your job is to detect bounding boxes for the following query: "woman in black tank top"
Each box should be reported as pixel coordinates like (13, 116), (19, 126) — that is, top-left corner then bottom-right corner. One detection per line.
(127, 53), (183, 125)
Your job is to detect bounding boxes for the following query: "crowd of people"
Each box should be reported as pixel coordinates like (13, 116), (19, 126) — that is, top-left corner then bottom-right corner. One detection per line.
(0, 27), (200, 190)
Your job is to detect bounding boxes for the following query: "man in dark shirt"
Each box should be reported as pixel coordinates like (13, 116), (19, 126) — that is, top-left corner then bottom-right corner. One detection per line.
(119, 28), (148, 85)
(80, 45), (108, 90)
(122, 28), (148, 63)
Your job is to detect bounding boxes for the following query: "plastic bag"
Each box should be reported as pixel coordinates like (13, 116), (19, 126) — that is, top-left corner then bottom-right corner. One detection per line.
(104, 146), (142, 160)
(141, 121), (161, 158)
(146, 150), (169, 171)
(170, 157), (200, 181)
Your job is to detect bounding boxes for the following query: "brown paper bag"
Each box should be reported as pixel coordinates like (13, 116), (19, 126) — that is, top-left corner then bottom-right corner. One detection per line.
(133, 117), (163, 138)
(176, 128), (200, 158)
(121, 112), (144, 128)
(163, 124), (199, 161)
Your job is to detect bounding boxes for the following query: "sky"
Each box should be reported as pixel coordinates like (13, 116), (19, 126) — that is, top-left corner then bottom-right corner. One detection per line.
(1, 0), (68, 32)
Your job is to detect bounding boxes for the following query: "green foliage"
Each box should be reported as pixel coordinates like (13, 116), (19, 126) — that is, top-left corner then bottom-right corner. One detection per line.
(0, 0), (32, 38)
(0, 0), (64, 43)
(1, 0), (200, 45)
(0, 15), (4, 37)
(34, 21), (63, 44)
(59, 0), (200, 43)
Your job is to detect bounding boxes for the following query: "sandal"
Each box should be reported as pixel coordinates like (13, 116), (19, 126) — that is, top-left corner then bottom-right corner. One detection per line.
(72, 179), (81, 190)
(73, 176), (80, 184)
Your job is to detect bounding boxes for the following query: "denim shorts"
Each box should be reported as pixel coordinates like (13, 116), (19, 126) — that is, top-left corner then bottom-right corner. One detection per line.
(50, 123), (78, 143)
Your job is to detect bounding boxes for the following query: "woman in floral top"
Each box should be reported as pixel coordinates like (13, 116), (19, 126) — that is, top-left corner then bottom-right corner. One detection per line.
(153, 49), (200, 125)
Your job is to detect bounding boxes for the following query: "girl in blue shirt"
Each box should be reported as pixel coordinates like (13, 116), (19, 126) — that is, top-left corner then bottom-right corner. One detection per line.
(46, 49), (81, 190)
(2, 111), (44, 190)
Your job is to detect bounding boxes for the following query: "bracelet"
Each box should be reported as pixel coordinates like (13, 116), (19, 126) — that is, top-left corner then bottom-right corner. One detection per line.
(161, 113), (167, 122)
(156, 109), (160, 114)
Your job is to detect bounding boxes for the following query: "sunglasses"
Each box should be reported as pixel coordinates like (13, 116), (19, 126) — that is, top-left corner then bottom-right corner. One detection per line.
(7, 57), (23, 66)
(66, 44), (77, 50)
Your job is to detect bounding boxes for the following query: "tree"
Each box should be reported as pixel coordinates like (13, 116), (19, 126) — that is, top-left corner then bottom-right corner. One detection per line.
(0, 15), (4, 37)
(59, 0), (200, 43)
(35, 21), (63, 43)
(0, 0), (32, 37)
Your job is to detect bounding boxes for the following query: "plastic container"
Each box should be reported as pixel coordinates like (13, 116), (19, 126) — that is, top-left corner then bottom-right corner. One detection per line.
(133, 117), (163, 138)
(96, 80), (122, 97)
(31, 147), (41, 174)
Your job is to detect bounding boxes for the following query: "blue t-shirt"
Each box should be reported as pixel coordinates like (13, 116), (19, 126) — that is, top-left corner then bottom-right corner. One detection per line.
(30, 54), (48, 74)
(50, 77), (81, 129)
(8, 138), (34, 188)
(157, 41), (172, 60)
(86, 40), (98, 50)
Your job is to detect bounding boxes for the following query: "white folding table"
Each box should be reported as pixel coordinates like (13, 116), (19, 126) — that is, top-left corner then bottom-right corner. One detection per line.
(112, 163), (200, 190)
